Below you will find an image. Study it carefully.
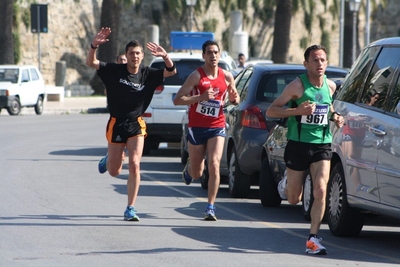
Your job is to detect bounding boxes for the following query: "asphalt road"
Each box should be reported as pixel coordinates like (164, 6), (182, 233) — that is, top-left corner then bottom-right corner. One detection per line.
(1, 114), (400, 267)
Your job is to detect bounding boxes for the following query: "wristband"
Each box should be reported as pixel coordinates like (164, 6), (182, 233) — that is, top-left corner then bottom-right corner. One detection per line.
(90, 43), (98, 50)
(165, 62), (176, 72)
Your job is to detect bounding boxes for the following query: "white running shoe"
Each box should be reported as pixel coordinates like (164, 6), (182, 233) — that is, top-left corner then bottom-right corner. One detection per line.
(306, 237), (327, 255)
(277, 170), (287, 200)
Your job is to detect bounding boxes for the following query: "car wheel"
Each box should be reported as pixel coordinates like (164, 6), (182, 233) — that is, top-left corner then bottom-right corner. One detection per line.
(327, 162), (365, 237)
(228, 147), (251, 198)
(34, 96), (44, 115)
(302, 172), (313, 221)
(143, 136), (159, 155)
(200, 159), (209, 189)
(7, 97), (21, 115)
(259, 157), (281, 207)
(180, 136), (189, 165)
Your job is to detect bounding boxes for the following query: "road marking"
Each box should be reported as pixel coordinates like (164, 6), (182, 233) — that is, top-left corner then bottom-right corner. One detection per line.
(141, 173), (400, 263)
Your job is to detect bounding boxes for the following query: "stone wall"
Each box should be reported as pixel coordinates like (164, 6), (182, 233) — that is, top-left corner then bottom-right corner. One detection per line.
(16, 0), (399, 96)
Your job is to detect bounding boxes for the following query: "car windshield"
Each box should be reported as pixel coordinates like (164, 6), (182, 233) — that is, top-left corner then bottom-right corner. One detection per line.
(151, 60), (229, 86)
(0, 68), (19, 83)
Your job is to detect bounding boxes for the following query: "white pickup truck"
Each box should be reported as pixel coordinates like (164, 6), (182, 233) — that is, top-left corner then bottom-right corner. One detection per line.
(0, 65), (46, 115)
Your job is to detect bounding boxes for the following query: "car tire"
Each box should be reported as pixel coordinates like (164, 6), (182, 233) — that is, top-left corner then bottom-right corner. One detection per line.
(7, 97), (21, 116)
(302, 172), (313, 221)
(327, 162), (365, 237)
(200, 159), (209, 189)
(228, 147), (251, 198)
(143, 136), (159, 155)
(35, 96), (44, 115)
(259, 157), (281, 207)
(180, 136), (189, 165)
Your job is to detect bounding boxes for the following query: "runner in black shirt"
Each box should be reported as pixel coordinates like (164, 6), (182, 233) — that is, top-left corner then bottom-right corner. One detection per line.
(86, 27), (177, 221)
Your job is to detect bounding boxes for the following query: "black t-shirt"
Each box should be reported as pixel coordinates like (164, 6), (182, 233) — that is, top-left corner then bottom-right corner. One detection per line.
(97, 62), (164, 120)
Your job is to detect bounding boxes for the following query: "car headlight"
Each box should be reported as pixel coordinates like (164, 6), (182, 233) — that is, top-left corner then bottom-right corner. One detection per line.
(0, 90), (8, 96)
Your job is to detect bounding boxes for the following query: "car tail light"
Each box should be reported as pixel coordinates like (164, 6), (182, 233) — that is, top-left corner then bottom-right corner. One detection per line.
(154, 85), (164, 94)
(142, 112), (152, 117)
(241, 104), (267, 129)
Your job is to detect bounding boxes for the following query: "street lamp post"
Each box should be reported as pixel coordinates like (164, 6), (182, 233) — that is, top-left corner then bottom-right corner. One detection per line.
(349, 0), (361, 63)
(185, 0), (197, 32)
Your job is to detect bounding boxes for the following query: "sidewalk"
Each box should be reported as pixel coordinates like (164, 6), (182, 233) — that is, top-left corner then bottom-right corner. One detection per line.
(1, 97), (108, 116)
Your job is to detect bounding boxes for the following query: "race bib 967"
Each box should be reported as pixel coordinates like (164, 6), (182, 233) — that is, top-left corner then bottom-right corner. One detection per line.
(300, 104), (329, 125)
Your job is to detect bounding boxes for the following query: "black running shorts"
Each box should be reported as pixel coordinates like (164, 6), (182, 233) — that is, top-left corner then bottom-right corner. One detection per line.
(284, 140), (332, 171)
(106, 116), (146, 144)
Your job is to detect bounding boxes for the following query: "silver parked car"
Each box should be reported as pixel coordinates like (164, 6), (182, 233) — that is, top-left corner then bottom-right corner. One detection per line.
(327, 37), (400, 237)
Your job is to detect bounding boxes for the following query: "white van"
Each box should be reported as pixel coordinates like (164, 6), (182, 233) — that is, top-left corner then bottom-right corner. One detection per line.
(143, 52), (236, 154)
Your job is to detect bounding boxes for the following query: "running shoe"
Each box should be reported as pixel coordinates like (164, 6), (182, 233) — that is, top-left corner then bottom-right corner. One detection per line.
(98, 153), (108, 174)
(182, 158), (193, 185)
(277, 170), (287, 200)
(204, 204), (217, 221)
(306, 237), (327, 255)
(124, 206), (140, 221)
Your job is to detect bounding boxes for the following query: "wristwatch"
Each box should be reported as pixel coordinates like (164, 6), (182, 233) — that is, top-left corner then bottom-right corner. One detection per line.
(330, 111), (340, 121)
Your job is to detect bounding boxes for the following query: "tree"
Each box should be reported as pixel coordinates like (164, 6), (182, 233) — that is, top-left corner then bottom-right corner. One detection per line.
(271, 0), (292, 63)
(0, 0), (15, 64)
(90, 0), (122, 95)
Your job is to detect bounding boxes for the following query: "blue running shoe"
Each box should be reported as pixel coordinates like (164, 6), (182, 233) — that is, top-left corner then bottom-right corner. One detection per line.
(204, 204), (217, 221)
(98, 153), (108, 174)
(124, 206), (140, 221)
(182, 158), (193, 185)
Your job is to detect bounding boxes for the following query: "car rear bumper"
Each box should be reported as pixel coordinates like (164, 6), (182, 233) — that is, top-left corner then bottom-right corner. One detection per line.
(146, 123), (182, 142)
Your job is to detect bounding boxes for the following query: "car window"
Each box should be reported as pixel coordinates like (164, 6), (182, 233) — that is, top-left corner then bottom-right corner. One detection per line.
(256, 73), (298, 102)
(0, 68), (19, 83)
(235, 68), (253, 102)
(151, 60), (203, 85)
(30, 68), (40, 81)
(21, 69), (30, 82)
(360, 47), (400, 110)
(336, 46), (380, 103)
(386, 67), (400, 116)
(151, 60), (230, 85)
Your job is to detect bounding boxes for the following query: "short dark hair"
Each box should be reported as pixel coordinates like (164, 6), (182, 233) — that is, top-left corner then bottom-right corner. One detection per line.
(125, 40), (143, 53)
(304, 44), (328, 61)
(202, 40), (220, 54)
(238, 53), (245, 58)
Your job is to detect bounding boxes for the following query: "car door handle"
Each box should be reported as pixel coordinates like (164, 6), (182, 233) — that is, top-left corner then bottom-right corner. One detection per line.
(369, 127), (386, 136)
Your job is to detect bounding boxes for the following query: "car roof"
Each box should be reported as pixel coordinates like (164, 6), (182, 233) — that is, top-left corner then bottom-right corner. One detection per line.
(250, 63), (348, 74)
(369, 37), (400, 46)
(246, 59), (274, 65)
(150, 51), (234, 63)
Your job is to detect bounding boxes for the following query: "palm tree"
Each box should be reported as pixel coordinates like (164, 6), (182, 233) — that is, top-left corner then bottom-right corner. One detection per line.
(271, 0), (292, 63)
(90, 0), (123, 95)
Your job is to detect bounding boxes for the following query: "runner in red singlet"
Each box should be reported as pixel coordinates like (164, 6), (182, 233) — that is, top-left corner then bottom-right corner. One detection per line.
(173, 40), (240, 220)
